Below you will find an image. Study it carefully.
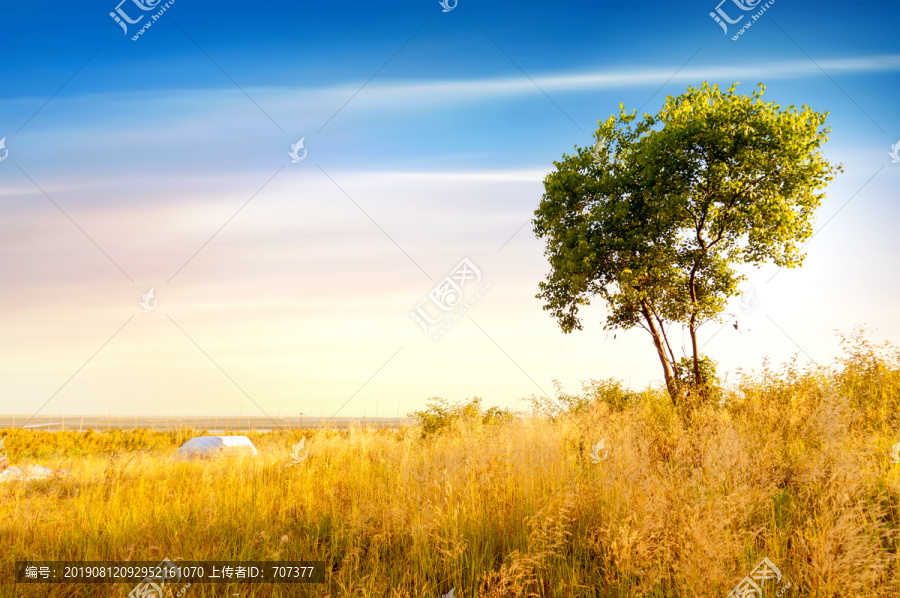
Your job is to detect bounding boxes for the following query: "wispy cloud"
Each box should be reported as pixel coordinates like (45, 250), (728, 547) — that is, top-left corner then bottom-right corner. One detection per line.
(5, 54), (898, 126)
(319, 54), (900, 105)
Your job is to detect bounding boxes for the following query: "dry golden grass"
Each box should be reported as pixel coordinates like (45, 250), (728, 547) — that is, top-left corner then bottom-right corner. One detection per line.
(2, 328), (899, 597)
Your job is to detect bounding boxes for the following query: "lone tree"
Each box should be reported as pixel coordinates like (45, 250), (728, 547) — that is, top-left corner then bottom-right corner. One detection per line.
(533, 82), (841, 405)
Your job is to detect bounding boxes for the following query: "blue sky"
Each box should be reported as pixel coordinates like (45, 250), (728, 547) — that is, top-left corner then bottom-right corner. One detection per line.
(1, 1), (898, 419)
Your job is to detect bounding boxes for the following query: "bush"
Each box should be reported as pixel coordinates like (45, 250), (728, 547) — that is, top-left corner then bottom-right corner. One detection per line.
(674, 355), (724, 408)
(525, 378), (647, 422)
(407, 396), (516, 438)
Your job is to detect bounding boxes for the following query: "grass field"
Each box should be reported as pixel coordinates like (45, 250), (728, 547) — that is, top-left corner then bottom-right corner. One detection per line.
(2, 328), (899, 597)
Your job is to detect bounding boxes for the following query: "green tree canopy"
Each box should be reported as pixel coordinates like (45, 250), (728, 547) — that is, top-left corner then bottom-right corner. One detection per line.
(533, 82), (842, 404)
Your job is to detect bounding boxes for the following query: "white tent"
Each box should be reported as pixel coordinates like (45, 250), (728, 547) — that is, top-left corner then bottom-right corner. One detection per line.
(175, 436), (258, 460)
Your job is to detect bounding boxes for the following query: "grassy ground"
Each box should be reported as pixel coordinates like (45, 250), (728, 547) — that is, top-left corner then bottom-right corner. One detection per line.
(2, 328), (899, 597)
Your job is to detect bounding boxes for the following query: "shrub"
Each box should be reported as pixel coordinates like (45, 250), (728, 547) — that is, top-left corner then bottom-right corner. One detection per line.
(407, 396), (516, 438)
(525, 378), (648, 422)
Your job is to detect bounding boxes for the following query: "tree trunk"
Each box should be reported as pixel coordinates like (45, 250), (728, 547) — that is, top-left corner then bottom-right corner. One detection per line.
(653, 308), (680, 371)
(687, 265), (703, 390)
(689, 313), (702, 387)
(640, 299), (679, 404)
(688, 314), (710, 405)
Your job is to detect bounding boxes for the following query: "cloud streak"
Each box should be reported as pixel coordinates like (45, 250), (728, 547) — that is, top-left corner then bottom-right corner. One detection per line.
(5, 54), (898, 125)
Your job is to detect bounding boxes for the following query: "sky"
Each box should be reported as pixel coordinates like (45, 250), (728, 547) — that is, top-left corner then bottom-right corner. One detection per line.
(0, 0), (898, 420)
